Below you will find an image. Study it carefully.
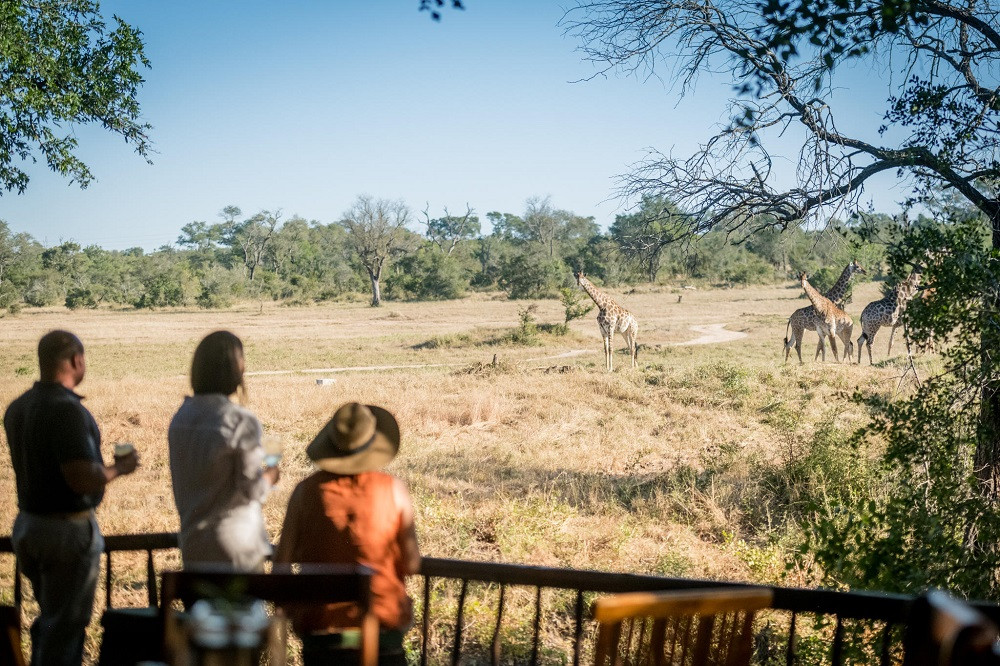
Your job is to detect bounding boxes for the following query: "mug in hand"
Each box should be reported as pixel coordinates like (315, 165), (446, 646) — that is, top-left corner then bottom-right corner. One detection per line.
(114, 442), (135, 459)
(262, 435), (282, 467)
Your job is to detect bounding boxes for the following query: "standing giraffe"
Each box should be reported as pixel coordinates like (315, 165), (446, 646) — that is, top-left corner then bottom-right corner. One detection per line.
(857, 271), (922, 364)
(784, 260), (866, 363)
(575, 271), (639, 371)
(799, 272), (855, 363)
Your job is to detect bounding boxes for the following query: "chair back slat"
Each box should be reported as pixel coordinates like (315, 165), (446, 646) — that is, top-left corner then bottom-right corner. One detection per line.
(903, 590), (1000, 666)
(160, 565), (377, 666)
(592, 588), (773, 666)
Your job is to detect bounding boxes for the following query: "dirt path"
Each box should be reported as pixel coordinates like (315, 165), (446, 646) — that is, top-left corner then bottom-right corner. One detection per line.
(672, 323), (748, 346)
(246, 325), (743, 376)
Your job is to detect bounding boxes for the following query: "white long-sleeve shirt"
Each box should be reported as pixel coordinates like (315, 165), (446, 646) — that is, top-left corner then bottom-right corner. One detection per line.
(168, 394), (272, 571)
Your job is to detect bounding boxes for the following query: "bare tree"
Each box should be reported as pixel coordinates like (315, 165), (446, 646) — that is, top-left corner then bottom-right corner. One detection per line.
(341, 195), (414, 306)
(225, 208), (281, 281)
(564, 0), (1000, 487)
(523, 196), (561, 258)
(422, 203), (480, 255)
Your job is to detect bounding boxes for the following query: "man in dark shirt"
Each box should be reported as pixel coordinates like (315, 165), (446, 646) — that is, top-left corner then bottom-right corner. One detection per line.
(4, 330), (139, 666)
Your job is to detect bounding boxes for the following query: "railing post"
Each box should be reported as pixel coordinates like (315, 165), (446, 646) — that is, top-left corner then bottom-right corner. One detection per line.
(531, 585), (542, 666)
(831, 616), (844, 666)
(574, 589), (584, 666)
(879, 622), (893, 666)
(146, 549), (157, 607)
(452, 579), (468, 666)
(104, 550), (113, 608)
(786, 611), (797, 666)
(490, 584), (506, 666)
(421, 575), (430, 666)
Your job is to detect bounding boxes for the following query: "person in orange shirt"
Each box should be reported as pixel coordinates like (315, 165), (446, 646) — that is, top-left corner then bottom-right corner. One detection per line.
(275, 402), (421, 666)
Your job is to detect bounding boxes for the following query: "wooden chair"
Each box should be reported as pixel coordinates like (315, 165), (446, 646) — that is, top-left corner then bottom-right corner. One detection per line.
(160, 564), (377, 666)
(0, 604), (25, 666)
(903, 589), (1000, 666)
(591, 587), (774, 666)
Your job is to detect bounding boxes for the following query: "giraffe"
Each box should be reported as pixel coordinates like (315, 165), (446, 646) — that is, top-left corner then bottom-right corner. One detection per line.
(798, 272), (855, 363)
(575, 271), (639, 371)
(857, 271), (922, 364)
(784, 260), (866, 363)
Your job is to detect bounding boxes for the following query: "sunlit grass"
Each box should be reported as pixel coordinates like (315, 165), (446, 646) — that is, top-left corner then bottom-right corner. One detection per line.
(0, 281), (933, 663)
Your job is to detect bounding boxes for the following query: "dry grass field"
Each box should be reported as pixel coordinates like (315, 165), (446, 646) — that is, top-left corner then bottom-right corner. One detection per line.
(0, 279), (932, 662)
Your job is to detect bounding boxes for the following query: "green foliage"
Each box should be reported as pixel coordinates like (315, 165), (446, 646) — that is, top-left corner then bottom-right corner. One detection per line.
(490, 305), (543, 346)
(384, 248), (466, 301)
(134, 260), (190, 308)
(65, 287), (98, 310)
(800, 217), (1000, 598)
(195, 266), (240, 309)
(559, 287), (593, 324)
(0, 203), (914, 310)
(497, 250), (565, 299)
(0, 0), (152, 193)
(610, 195), (688, 281)
(23, 272), (61, 307)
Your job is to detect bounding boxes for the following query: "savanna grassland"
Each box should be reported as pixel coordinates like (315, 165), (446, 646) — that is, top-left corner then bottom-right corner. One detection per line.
(0, 280), (932, 662)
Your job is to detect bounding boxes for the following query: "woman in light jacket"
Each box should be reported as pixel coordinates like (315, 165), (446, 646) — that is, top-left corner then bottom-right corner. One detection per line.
(168, 330), (279, 571)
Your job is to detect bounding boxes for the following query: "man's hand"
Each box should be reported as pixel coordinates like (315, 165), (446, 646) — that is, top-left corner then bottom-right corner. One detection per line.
(113, 450), (139, 476)
(262, 465), (280, 486)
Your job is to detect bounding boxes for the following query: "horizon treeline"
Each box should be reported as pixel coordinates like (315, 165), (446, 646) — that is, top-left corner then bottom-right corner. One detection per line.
(0, 195), (905, 312)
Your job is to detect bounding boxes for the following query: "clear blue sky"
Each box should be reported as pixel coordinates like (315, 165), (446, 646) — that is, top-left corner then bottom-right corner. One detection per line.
(1, 1), (903, 251)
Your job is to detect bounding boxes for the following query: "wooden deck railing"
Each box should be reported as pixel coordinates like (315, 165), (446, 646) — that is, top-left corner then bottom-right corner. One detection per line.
(1, 532), (997, 665)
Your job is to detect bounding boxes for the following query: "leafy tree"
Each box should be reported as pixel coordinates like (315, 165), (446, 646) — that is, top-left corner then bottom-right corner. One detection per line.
(1, 0), (152, 194)
(497, 247), (564, 299)
(224, 208), (280, 281)
(565, 0), (1000, 493)
(419, 0), (464, 21)
(805, 217), (1000, 598)
(0, 220), (38, 289)
(385, 246), (467, 300)
(340, 195), (416, 306)
(611, 195), (689, 282)
(423, 204), (480, 255)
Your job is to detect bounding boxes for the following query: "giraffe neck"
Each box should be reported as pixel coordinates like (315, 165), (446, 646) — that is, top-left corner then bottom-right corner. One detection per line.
(579, 276), (612, 310)
(825, 263), (856, 302)
(802, 276), (834, 313)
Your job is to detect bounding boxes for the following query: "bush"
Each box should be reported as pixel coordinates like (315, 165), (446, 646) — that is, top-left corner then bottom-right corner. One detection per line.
(65, 287), (99, 309)
(135, 273), (187, 308)
(498, 252), (564, 299)
(195, 266), (240, 309)
(23, 274), (62, 307)
(385, 250), (467, 301)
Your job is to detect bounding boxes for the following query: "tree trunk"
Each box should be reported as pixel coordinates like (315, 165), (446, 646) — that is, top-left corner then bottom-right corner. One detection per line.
(976, 216), (1000, 499)
(369, 271), (381, 307)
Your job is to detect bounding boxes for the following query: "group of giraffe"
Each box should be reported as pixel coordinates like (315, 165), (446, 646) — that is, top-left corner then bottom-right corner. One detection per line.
(573, 265), (927, 372)
(786, 261), (923, 364)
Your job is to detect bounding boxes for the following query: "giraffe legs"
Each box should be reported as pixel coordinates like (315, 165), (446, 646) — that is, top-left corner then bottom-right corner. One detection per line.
(814, 335), (825, 362)
(858, 327), (878, 364)
(603, 333), (613, 372)
(827, 334), (840, 362)
(887, 325), (898, 357)
(838, 328), (855, 363)
(785, 324), (804, 364)
(625, 328), (638, 368)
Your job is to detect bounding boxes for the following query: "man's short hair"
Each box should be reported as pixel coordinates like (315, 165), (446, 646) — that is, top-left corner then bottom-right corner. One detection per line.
(38, 330), (84, 379)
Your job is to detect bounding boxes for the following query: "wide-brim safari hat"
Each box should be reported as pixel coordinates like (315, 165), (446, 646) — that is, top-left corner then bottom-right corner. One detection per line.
(306, 402), (400, 474)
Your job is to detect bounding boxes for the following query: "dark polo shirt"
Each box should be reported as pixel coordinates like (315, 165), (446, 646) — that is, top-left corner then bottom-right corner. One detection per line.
(4, 381), (104, 513)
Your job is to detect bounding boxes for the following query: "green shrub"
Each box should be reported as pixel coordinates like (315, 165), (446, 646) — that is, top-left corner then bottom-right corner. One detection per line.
(65, 287), (99, 309)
